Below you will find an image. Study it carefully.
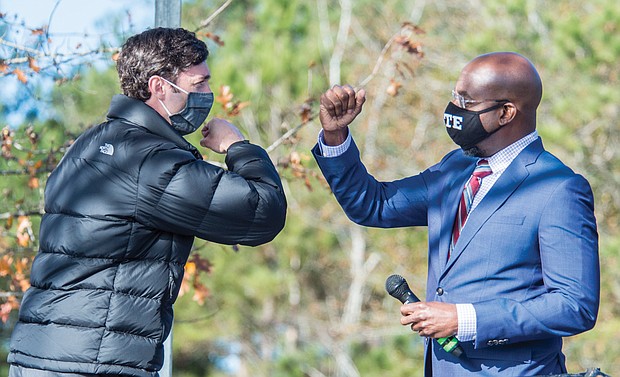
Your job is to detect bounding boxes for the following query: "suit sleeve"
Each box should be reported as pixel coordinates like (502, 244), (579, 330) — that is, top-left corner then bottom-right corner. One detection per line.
(312, 139), (430, 228)
(137, 141), (287, 246)
(473, 174), (599, 348)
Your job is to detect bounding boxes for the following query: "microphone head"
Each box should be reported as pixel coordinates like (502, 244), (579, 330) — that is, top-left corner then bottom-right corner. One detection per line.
(385, 274), (419, 304)
(386, 274), (408, 298)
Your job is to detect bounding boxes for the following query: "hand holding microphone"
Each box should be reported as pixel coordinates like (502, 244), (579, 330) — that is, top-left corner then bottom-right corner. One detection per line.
(385, 274), (464, 358)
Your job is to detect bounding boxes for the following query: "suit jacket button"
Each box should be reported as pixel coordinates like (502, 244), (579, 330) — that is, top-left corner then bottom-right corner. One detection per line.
(436, 287), (444, 296)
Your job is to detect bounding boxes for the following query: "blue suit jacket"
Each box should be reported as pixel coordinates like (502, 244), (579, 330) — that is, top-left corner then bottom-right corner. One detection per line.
(313, 137), (599, 376)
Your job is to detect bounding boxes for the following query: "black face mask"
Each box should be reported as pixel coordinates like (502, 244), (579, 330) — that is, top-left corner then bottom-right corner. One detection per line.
(158, 77), (214, 136)
(168, 91), (214, 135)
(443, 101), (505, 150)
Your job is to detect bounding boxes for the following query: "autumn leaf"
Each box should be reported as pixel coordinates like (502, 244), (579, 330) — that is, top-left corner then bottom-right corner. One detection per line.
(216, 85), (234, 107)
(0, 255), (13, 277)
(1, 296), (20, 324)
(15, 257), (30, 275)
(28, 176), (40, 189)
(402, 22), (426, 35)
(204, 32), (225, 47)
(290, 151), (301, 165)
(215, 86), (249, 117)
(4, 215), (13, 230)
(386, 79), (402, 97)
(0, 61), (9, 74)
(13, 68), (28, 84)
(178, 254), (213, 303)
(28, 57), (41, 73)
(299, 100), (313, 124)
(26, 126), (39, 144)
(31, 27), (46, 36)
(179, 260), (197, 298)
(188, 253), (213, 274)
(18, 277), (31, 292)
(192, 281), (210, 305)
(2, 126), (14, 157)
(394, 35), (423, 56)
(0, 302), (11, 324)
(16, 216), (33, 247)
(14, 258), (32, 291)
(227, 101), (250, 116)
(185, 260), (197, 276)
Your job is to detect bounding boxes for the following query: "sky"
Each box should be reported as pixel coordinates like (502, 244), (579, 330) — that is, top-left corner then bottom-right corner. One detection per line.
(1, 0), (153, 36)
(1, 0), (154, 125)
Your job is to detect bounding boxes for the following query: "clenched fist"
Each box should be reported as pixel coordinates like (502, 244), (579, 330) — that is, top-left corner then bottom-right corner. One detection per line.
(200, 118), (245, 154)
(319, 85), (366, 146)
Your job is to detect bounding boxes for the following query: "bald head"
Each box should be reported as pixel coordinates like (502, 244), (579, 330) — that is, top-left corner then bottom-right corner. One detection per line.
(458, 52), (542, 116)
(451, 52), (543, 156)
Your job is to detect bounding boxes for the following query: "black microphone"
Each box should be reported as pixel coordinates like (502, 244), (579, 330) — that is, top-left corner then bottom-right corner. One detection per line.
(385, 274), (463, 358)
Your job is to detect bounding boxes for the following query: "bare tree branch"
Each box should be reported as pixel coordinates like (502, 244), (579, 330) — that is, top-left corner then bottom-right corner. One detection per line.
(194, 0), (234, 32)
(265, 112), (318, 154)
(0, 209), (46, 220)
(329, 0), (352, 86)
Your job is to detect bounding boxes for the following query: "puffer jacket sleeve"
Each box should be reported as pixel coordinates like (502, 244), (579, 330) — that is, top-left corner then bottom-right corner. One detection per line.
(136, 141), (286, 246)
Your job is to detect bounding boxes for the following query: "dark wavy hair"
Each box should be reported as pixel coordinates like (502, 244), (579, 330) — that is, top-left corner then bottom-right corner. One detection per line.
(116, 28), (209, 101)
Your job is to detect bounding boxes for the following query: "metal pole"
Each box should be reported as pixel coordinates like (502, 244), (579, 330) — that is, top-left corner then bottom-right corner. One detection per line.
(153, 2), (182, 373)
(155, 0), (182, 28)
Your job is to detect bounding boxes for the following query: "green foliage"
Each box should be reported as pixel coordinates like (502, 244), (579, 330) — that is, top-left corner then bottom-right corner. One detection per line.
(350, 335), (425, 377)
(50, 67), (121, 133)
(184, 0), (322, 145)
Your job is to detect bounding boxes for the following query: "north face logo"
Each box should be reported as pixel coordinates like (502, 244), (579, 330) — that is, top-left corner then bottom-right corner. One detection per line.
(99, 143), (114, 156)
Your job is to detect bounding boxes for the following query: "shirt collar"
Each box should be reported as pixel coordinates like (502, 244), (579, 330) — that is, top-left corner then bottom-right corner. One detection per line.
(485, 130), (539, 174)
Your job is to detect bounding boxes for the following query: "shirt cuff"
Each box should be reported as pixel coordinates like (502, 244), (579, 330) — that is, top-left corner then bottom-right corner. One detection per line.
(456, 303), (477, 342)
(317, 129), (352, 157)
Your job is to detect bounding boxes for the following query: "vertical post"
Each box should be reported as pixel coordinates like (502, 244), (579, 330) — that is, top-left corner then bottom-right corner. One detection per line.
(154, 3), (181, 376)
(160, 325), (173, 377)
(155, 0), (182, 28)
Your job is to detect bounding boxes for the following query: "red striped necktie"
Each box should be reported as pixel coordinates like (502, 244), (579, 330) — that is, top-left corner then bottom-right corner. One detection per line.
(449, 159), (493, 259)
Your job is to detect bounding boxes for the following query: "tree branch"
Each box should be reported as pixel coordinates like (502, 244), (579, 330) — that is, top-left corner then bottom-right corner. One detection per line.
(0, 209), (45, 220)
(194, 0), (234, 32)
(265, 112), (318, 154)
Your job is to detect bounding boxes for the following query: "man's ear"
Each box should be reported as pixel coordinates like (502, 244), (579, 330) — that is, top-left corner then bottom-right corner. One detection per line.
(499, 103), (517, 126)
(148, 76), (166, 100)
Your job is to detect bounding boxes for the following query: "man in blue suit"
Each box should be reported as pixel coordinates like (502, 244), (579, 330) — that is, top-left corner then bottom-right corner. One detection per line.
(312, 52), (599, 376)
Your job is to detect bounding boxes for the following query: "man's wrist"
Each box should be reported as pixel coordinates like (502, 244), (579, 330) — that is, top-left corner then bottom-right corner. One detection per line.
(322, 128), (349, 146)
(317, 129), (352, 158)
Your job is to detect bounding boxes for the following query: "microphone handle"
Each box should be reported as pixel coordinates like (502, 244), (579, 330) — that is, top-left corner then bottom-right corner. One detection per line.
(404, 298), (464, 357)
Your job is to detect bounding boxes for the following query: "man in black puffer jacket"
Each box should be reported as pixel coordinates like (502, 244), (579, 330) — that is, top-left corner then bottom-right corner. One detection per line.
(8, 28), (287, 377)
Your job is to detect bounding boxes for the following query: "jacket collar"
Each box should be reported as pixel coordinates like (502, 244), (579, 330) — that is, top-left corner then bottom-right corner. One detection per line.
(439, 138), (544, 276)
(106, 95), (202, 159)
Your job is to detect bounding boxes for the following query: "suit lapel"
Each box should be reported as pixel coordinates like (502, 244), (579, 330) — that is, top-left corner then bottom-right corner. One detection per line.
(439, 139), (544, 277)
(438, 164), (475, 271)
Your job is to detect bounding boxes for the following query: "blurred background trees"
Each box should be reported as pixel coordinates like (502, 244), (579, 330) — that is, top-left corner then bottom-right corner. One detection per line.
(1, 0), (618, 376)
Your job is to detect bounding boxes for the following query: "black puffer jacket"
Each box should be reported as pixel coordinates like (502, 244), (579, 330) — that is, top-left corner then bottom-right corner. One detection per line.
(8, 95), (287, 376)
